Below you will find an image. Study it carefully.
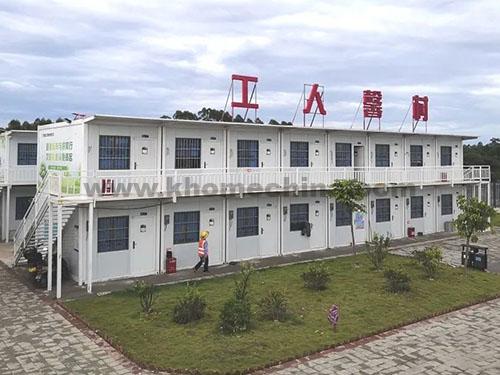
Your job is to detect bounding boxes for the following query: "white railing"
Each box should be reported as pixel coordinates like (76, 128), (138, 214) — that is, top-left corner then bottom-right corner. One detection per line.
(0, 166), (37, 185)
(46, 165), (491, 199)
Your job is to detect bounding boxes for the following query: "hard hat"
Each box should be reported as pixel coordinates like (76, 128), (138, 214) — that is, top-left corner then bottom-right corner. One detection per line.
(200, 230), (209, 239)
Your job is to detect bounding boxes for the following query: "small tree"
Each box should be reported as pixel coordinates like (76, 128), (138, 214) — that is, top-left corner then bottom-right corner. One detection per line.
(327, 180), (366, 255)
(366, 234), (390, 271)
(454, 196), (495, 273)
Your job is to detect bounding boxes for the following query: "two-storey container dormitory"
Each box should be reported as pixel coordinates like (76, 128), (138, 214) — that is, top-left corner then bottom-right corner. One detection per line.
(0, 130), (38, 242)
(24, 115), (489, 294)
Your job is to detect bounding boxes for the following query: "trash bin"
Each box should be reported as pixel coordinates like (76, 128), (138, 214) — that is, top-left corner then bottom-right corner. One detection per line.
(167, 257), (177, 274)
(407, 227), (416, 238)
(461, 244), (488, 271)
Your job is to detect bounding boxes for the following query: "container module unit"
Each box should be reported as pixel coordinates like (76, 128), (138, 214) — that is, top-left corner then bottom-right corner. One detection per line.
(15, 114), (490, 298)
(0, 130), (38, 242)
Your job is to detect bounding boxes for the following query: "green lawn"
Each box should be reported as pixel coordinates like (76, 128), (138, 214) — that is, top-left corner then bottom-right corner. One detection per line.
(492, 211), (500, 227)
(65, 255), (500, 374)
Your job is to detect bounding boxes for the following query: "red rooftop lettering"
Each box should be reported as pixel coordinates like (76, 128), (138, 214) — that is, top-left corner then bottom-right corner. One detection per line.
(231, 74), (259, 109)
(303, 83), (326, 115)
(412, 95), (429, 122)
(363, 90), (383, 118)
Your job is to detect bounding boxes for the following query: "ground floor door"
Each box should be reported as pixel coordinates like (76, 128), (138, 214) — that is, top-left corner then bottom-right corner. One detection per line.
(129, 211), (157, 276)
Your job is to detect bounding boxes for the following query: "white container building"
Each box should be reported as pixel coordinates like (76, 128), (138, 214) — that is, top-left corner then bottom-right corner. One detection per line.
(11, 115), (490, 298)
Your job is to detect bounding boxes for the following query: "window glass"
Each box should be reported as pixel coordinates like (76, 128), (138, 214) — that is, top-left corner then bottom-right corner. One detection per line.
(290, 141), (309, 167)
(99, 136), (130, 170)
(15, 196), (32, 220)
(335, 143), (352, 167)
(290, 203), (309, 231)
(410, 196), (424, 218)
(237, 140), (259, 168)
(375, 144), (390, 167)
(17, 143), (37, 165)
(335, 201), (351, 227)
(236, 207), (259, 237)
(376, 198), (391, 222)
(441, 194), (453, 215)
(410, 145), (423, 167)
(97, 216), (129, 252)
(441, 146), (452, 166)
(174, 211), (200, 244)
(175, 138), (201, 169)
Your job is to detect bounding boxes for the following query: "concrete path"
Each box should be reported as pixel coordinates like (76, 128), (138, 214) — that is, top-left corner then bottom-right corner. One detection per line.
(268, 299), (500, 375)
(0, 263), (156, 375)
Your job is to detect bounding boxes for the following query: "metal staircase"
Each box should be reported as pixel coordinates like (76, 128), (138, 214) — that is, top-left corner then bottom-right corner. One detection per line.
(13, 175), (76, 266)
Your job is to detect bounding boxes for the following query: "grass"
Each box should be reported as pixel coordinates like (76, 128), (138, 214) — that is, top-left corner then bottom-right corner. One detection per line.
(492, 212), (500, 227)
(65, 255), (500, 374)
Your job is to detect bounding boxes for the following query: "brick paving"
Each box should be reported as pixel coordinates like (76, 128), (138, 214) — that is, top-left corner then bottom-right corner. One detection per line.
(0, 263), (157, 375)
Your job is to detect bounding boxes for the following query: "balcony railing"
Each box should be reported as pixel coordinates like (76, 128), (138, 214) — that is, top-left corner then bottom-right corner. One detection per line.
(47, 165), (491, 199)
(0, 166), (38, 186)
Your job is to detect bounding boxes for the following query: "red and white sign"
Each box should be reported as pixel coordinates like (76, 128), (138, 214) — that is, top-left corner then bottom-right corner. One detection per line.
(231, 74), (259, 110)
(412, 95), (429, 122)
(303, 83), (326, 115)
(363, 90), (383, 119)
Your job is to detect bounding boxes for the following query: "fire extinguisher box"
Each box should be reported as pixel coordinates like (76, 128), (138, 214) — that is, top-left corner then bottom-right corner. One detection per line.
(167, 257), (177, 274)
(407, 227), (416, 238)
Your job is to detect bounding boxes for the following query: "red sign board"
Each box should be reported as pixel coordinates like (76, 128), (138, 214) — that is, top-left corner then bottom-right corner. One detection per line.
(303, 83), (326, 115)
(363, 90), (383, 119)
(231, 74), (259, 110)
(412, 95), (429, 122)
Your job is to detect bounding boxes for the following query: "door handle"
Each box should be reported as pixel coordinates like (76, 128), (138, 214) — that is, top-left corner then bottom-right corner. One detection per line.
(134, 162), (137, 170)
(132, 241), (136, 249)
(204, 162), (207, 168)
(261, 228), (264, 234)
(261, 162), (263, 167)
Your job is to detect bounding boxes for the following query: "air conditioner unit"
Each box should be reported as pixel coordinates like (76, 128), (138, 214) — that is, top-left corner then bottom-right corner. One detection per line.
(444, 221), (454, 232)
(440, 172), (448, 182)
(101, 179), (115, 195)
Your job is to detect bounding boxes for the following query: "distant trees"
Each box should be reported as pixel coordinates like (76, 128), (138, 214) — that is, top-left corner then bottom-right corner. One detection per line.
(6, 117), (63, 130)
(464, 140), (500, 181)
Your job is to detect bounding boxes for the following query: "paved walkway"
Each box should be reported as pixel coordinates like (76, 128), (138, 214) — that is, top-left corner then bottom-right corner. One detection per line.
(268, 299), (500, 375)
(0, 263), (156, 375)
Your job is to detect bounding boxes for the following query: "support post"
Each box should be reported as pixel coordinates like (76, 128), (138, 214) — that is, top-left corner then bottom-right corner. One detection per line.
(87, 202), (94, 294)
(1, 190), (5, 241)
(5, 185), (11, 242)
(56, 204), (63, 299)
(47, 201), (53, 292)
(78, 207), (84, 286)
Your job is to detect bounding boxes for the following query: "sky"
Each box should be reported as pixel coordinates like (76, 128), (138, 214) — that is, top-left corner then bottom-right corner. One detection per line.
(1, 0), (499, 142)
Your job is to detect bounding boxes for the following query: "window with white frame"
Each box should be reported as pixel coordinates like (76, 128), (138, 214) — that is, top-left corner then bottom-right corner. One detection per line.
(175, 138), (201, 169)
(410, 196), (424, 218)
(17, 143), (37, 165)
(237, 140), (259, 168)
(441, 194), (453, 215)
(174, 211), (200, 244)
(375, 144), (390, 167)
(335, 201), (351, 227)
(410, 145), (423, 167)
(440, 146), (452, 166)
(376, 198), (391, 222)
(290, 203), (309, 231)
(97, 216), (129, 253)
(335, 143), (352, 167)
(15, 196), (32, 220)
(236, 207), (259, 237)
(99, 136), (130, 170)
(290, 141), (309, 167)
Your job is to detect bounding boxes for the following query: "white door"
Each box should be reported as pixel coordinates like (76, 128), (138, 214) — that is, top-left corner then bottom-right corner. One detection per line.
(130, 213), (156, 276)
(133, 138), (156, 171)
(424, 193), (436, 234)
(391, 195), (404, 238)
(259, 200), (279, 257)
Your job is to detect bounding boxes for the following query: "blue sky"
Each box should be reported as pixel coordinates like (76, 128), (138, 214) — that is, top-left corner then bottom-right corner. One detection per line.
(1, 0), (499, 142)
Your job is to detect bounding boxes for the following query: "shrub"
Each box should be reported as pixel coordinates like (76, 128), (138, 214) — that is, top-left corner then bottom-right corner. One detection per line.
(258, 289), (289, 322)
(219, 262), (254, 334)
(301, 262), (330, 290)
(384, 269), (411, 293)
(219, 297), (252, 334)
(413, 246), (443, 279)
(173, 283), (207, 324)
(365, 234), (390, 270)
(134, 281), (157, 314)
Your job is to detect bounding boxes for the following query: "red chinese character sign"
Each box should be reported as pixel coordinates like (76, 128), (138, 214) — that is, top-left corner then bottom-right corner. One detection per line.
(412, 95), (429, 132)
(229, 74), (259, 121)
(363, 90), (383, 130)
(301, 83), (326, 127)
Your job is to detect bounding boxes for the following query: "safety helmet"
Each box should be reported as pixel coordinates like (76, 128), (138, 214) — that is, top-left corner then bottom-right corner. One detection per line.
(200, 230), (209, 239)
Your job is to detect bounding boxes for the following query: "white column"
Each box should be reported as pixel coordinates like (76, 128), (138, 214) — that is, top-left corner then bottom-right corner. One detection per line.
(1, 190), (5, 241)
(56, 204), (63, 299)
(5, 185), (11, 242)
(78, 207), (84, 286)
(47, 201), (53, 292)
(87, 202), (94, 294)
(478, 183), (482, 202)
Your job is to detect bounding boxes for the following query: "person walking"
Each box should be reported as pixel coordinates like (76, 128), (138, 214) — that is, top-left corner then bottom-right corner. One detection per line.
(194, 230), (209, 272)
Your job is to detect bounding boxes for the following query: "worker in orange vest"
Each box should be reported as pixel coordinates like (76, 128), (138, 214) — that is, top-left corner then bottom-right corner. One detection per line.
(194, 230), (209, 272)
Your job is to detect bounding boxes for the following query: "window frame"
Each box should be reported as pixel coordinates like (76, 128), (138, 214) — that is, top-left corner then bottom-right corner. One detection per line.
(17, 143), (37, 166)
(175, 137), (201, 169)
(335, 142), (352, 167)
(173, 211), (200, 244)
(236, 207), (259, 238)
(375, 144), (390, 167)
(237, 139), (259, 168)
(97, 216), (129, 253)
(441, 194), (453, 215)
(290, 141), (309, 167)
(440, 146), (452, 166)
(335, 201), (351, 227)
(290, 203), (309, 231)
(376, 198), (391, 223)
(410, 196), (424, 219)
(98, 135), (130, 170)
(410, 145), (423, 167)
